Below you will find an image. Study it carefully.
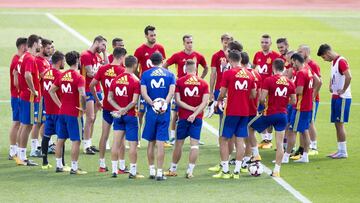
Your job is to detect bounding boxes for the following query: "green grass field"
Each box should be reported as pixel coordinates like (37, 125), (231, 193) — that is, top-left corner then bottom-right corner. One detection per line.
(0, 9), (359, 203)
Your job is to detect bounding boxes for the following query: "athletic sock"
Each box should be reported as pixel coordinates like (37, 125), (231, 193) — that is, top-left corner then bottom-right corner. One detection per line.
(234, 160), (242, 173)
(170, 130), (175, 139)
(83, 140), (90, 149)
(31, 139), (38, 152)
(221, 161), (229, 173)
(156, 168), (163, 177)
(9, 145), (17, 157)
(71, 161), (78, 171)
(274, 164), (281, 173)
(149, 165), (156, 176)
(302, 152), (309, 161)
(19, 147), (26, 161)
(99, 158), (106, 168)
(119, 159), (125, 170)
(338, 142), (347, 154)
(111, 161), (118, 174)
(261, 133), (267, 141)
(268, 133), (273, 141)
(170, 162), (177, 172)
(187, 163), (195, 174)
(41, 136), (50, 165)
(56, 158), (63, 168)
(130, 163), (137, 175)
(251, 147), (259, 157)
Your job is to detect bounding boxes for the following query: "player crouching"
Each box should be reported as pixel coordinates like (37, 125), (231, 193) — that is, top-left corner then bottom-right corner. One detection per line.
(164, 59), (209, 179)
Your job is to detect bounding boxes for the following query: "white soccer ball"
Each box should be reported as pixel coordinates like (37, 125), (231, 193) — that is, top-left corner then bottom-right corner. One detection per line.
(248, 162), (264, 177)
(152, 98), (168, 114)
(110, 111), (122, 118)
(216, 98), (227, 113)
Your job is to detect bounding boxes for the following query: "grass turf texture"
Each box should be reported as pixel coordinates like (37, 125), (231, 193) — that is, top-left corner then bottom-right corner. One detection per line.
(0, 9), (360, 202)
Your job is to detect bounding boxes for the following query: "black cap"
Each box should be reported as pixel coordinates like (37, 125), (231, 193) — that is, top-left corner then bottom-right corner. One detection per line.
(150, 52), (163, 65)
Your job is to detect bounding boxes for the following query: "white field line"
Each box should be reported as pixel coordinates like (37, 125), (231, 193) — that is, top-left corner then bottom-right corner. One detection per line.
(44, 12), (312, 202)
(1, 11), (360, 18)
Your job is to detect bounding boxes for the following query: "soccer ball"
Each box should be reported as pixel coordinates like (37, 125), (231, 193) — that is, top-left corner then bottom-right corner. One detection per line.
(152, 98), (168, 114)
(110, 111), (122, 118)
(248, 162), (264, 177)
(216, 98), (227, 113)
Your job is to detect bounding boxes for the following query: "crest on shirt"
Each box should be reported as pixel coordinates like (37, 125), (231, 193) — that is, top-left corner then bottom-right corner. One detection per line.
(266, 57), (272, 64)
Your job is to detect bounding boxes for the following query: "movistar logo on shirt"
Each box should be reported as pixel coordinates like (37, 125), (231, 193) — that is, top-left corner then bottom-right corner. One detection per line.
(151, 78), (165, 88)
(275, 87), (288, 97)
(43, 81), (53, 91)
(184, 87), (199, 97)
(150, 68), (166, 76)
(115, 86), (127, 96)
(235, 80), (248, 90)
(184, 76), (200, 85)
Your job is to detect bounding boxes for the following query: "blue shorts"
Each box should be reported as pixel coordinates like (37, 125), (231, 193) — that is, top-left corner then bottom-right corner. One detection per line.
(331, 98), (351, 123)
(44, 114), (58, 137)
(103, 109), (114, 125)
(287, 104), (293, 123)
(113, 115), (139, 142)
(171, 98), (178, 112)
(213, 90), (222, 115)
(250, 113), (288, 133)
(176, 118), (202, 140)
(56, 115), (83, 141)
(86, 91), (103, 102)
(142, 109), (170, 141)
(312, 101), (319, 122)
(289, 110), (312, 133)
(221, 115), (249, 138)
(34, 97), (46, 124)
(11, 97), (20, 121)
(258, 104), (265, 113)
(137, 95), (146, 113)
(19, 99), (38, 125)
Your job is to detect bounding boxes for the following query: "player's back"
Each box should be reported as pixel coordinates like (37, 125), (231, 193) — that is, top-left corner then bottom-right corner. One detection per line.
(141, 67), (175, 101)
(19, 52), (41, 102)
(10, 54), (20, 97)
(295, 66), (314, 111)
(264, 74), (295, 116)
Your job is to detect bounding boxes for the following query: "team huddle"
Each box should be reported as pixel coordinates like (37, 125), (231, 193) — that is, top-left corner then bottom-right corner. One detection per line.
(8, 25), (352, 180)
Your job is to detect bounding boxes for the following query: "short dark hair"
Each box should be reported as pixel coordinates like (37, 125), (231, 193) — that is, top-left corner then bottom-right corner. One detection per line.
(27, 34), (40, 48)
(276, 38), (288, 45)
(51, 51), (65, 65)
(144, 25), (156, 35)
(65, 51), (80, 66)
(317, 44), (331, 56)
(41, 38), (53, 47)
(16, 37), (27, 49)
(273, 58), (285, 72)
(150, 52), (163, 66)
(125, 55), (138, 68)
(113, 48), (127, 59)
(228, 41), (243, 52)
(228, 50), (241, 63)
(112, 38), (123, 46)
(182, 34), (192, 42)
(262, 34), (271, 39)
(291, 53), (305, 64)
(221, 33), (232, 41)
(240, 52), (249, 65)
(93, 35), (107, 43)
(185, 59), (195, 67)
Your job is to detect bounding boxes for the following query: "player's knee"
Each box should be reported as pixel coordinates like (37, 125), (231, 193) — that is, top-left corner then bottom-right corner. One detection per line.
(190, 145), (199, 150)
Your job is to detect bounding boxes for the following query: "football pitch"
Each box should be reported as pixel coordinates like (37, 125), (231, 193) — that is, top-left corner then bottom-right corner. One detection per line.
(0, 8), (360, 203)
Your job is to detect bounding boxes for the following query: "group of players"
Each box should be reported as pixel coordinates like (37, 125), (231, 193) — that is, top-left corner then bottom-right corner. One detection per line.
(8, 25), (352, 180)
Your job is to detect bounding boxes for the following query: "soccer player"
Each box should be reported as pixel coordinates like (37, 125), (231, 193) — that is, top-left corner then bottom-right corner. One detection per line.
(89, 47), (126, 172)
(8, 37), (27, 160)
(141, 52), (175, 181)
(317, 44), (352, 159)
(30, 38), (53, 157)
(213, 50), (256, 179)
(276, 38), (293, 78)
(81, 35), (108, 154)
(15, 34), (42, 166)
(253, 34), (281, 149)
(41, 51), (65, 169)
(298, 45), (322, 156)
(134, 25), (166, 139)
(283, 53), (321, 163)
(164, 59), (209, 178)
(163, 34), (208, 145)
(250, 59), (296, 177)
(108, 38), (125, 63)
(49, 51), (87, 174)
(108, 55), (144, 179)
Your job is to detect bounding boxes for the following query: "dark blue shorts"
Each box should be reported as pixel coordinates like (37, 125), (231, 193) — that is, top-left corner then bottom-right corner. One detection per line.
(19, 99), (38, 125)
(113, 115), (139, 141)
(213, 89), (222, 115)
(289, 110), (312, 133)
(176, 118), (202, 140)
(142, 109), (170, 141)
(44, 114), (59, 137)
(34, 97), (46, 124)
(11, 97), (20, 121)
(312, 101), (319, 122)
(221, 115), (249, 138)
(331, 98), (351, 123)
(137, 95), (146, 113)
(56, 115), (83, 141)
(103, 109), (114, 125)
(86, 91), (103, 102)
(250, 113), (288, 133)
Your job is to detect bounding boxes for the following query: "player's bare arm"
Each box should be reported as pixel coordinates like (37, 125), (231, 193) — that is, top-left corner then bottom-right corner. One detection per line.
(165, 84), (175, 104)
(123, 93), (139, 115)
(312, 73), (322, 100)
(190, 93), (210, 121)
(24, 71), (38, 97)
(250, 87), (257, 99)
(49, 84), (61, 108)
(200, 65), (208, 79)
(209, 67), (217, 101)
(259, 89), (269, 106)
(141, 85), (153, 105)
(162, 62), (169, 69)
(89, 78), (102, 109)
(338, 69), (352, 95)
(217, 87), (227, 102)
(175, 92), (196, 112)
(85, 65), (95, 78)
(289, 93), (297, 105)
(78, 86), (87, 112)
(107, 91), (123, 111)
(13, 69), (19, 90)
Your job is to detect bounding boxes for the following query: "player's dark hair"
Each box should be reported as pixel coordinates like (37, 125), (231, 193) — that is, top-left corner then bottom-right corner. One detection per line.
(185, 59), (195, 66)
(144, 25), (156, 35)
(93, 35), (107, 43)
(228, 41), (243, 52)
(113, 48), (127, 59)
(16, 37), (27, 49)
(125, 55), (138, 68)
(276, 37), (288, 45)
(150, 52), (163, 66)
(240, 52), (249, 65)
(228, 50), (241, 63)
(41, 38), (53, 47)
(52, 51), (65, 65)
(262, 34), (271, 39)
(291, 53), (305, 64)
(65, 51), (80, 67)
(317, 44), (331, 56)
(273, 58), (285, 72)
(112, 38), (123, 46)
(182, 34), (192, 42)
(27, 34), (40, 48)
